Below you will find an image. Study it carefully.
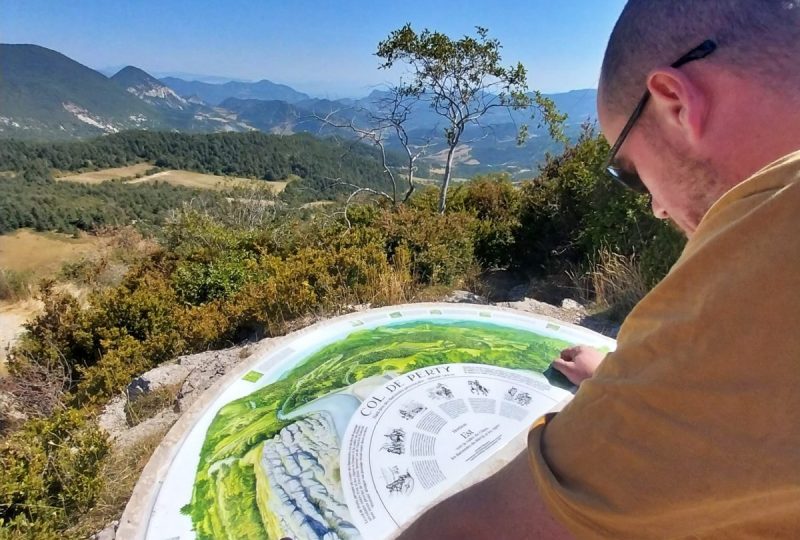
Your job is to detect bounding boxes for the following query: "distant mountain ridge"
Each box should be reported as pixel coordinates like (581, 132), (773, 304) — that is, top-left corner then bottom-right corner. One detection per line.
(111, 66), (189, 110)
(0, 42), (598, 175)
(160, 77), (311, 105)
(0, 44), (164, 139)
(0, 44), (257, 139)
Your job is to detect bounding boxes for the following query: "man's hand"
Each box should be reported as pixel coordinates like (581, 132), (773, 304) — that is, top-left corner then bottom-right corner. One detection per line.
(551, 345), (606, 386)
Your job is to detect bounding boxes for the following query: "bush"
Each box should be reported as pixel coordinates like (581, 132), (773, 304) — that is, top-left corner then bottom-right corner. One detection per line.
(8, 204), (482, 408)
(514, 125), (686, 286)
(0, 409), (109, 537)
(378, 206), (477, 286)
(447, 174), (522, 268)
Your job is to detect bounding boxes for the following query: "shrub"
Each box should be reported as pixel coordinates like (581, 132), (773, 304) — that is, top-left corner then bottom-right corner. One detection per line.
(514, 125), (686, 285)
(9, 282), (94, 378)
(378, 206), (477, 286)
(173, 252), (258, 305)
(447, 174), (522, 268)
(0, 409), (109, 537)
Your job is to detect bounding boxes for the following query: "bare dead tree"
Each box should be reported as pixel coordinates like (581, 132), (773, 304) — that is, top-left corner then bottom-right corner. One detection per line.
(312, 85), (433, 207)
(322, 177), (393, 230)
(372, 89), (435, 203)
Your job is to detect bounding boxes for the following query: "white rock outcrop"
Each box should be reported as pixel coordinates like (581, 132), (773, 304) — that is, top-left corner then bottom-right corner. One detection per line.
(261, 412), (361, 540)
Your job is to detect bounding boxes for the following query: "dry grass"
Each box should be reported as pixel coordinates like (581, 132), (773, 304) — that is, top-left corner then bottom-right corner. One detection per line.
(56, 163), (155, 184)
(56, 164), (288, 193)
(570, 249), (649, 321)
(0, 229), (105, 276)
(128, 170), (287, 193)
(300, 200), (335, 209)
(0, 269), (34, 302)
(429, 144), (479, 166)
(125, 383), (182, 427)
(65, 427), (169, 539)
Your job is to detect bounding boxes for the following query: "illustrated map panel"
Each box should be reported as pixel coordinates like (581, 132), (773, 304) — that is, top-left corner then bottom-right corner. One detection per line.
(139, 305), (616, 540)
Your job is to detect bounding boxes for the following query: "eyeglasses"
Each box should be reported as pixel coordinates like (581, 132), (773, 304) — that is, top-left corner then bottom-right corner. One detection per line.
(605, 39), (718, 194)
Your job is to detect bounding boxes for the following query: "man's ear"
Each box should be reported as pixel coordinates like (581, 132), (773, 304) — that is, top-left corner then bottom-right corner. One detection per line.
(646, 67), (707, 143)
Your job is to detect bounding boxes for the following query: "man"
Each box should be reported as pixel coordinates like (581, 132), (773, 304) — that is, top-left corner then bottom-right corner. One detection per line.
(397, 1), (800, 537)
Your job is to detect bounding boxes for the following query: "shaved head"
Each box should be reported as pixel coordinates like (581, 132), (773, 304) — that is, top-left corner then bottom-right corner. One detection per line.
(600, 0), (800, 116)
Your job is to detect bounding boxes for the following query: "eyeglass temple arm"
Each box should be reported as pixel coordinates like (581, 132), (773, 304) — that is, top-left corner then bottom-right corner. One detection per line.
(605, 40), (717, 166)
(605, 91), (651, 167)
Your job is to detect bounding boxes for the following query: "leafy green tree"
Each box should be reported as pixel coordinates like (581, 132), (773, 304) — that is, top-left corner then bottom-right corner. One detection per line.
(377, 25), (566, 213)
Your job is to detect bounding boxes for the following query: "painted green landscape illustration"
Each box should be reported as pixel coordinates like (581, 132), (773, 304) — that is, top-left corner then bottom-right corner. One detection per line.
(182, 319), (571, 540)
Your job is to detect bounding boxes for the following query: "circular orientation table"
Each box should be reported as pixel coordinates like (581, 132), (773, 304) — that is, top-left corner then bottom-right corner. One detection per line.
(119, 303), (616, 540)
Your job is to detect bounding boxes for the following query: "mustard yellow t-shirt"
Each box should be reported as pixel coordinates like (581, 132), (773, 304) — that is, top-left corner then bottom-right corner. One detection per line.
(528, 151), (800, 539)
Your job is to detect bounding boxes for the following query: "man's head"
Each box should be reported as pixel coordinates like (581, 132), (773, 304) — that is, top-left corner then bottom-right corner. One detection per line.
(599, 0), (800, 235)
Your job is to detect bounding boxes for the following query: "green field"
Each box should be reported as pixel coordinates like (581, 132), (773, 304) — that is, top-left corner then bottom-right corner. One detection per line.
(183, 319), (570, 539)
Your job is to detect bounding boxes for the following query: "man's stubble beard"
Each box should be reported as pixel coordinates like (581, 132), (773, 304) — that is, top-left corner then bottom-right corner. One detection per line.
(660, 135), (725, 236)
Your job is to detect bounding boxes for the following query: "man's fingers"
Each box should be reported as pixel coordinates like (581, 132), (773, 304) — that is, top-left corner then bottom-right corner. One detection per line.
(560, 347), (578, 361)
(552, 357), (584, 385)
(551, 357), (574, 375)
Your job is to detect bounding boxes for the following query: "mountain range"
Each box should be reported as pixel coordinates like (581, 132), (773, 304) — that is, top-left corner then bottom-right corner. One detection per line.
(0, 43), (599, 176)
(159, 77), (311, 105)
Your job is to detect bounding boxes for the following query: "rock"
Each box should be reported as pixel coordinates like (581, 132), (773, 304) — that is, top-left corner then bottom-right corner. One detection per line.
(445, 290), (487, 304)
(91, 519), (118, 540)
(112, 409), (179, 450)
(506, 283), (530, 302)
(99, 343), (255, 446)
(497, 297), (581, 323)
(0, 388), (27, 428)
(125, 377), (151, 401)
(346, 303), (372, 312)
(97, 394), (128, 440)
(560, 298), (585, 311)
(126, 362), (190, 400)
(175, 345), (252, 412)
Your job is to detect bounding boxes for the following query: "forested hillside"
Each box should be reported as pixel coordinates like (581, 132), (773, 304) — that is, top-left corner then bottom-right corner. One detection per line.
(0, 165), (223, 234)
(0, 131), (400, 203)
(0, 44), (165, 138)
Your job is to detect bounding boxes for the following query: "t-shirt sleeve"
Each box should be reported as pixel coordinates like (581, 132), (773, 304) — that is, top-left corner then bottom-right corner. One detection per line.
(525, 179), (800, 538)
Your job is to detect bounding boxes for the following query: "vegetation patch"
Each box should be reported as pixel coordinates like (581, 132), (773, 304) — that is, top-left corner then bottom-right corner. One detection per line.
(127, 170), (285, 193)
(64, 425), (170, 539)
(124, 383), (182, 427)
(0, 229), (104, 275)
(55, 163), (155, 184)
(0, 269), (34, 302)
(0, 131), (398, 204)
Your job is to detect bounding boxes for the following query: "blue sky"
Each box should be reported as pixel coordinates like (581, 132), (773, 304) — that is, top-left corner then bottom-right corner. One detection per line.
(1, 0), (627, 98)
